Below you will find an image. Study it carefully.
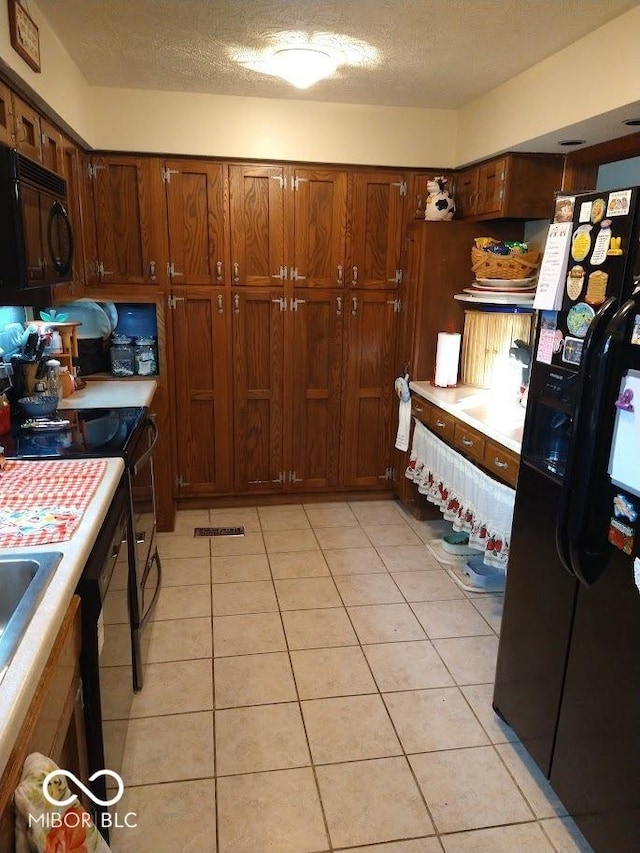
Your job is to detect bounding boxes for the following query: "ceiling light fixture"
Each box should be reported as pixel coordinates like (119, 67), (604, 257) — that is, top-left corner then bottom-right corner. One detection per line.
(265, 48), (338, 89)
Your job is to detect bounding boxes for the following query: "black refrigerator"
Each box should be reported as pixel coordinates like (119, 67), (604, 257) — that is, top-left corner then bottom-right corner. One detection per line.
(494, 186), (640, 853)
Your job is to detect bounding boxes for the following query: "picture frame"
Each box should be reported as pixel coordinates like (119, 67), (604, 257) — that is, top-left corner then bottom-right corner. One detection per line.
(8, 0), (41, 73)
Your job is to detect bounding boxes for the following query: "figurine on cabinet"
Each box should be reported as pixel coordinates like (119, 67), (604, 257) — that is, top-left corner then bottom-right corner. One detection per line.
(424, 176), (455, 221)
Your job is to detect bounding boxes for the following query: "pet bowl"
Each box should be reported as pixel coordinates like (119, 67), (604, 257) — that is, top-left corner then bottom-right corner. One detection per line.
(18, 395), (60, 417)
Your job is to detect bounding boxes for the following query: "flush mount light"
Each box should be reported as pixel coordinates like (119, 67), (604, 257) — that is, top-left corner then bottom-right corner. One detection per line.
(558, 139), (587, 146)
(623, 118), (640, 126)
(232, 31), (378, 90)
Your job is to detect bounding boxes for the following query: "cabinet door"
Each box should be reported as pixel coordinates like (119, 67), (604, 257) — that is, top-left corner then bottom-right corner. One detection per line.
(289, 290), (344, 490)
(453, 167), (479, 219)
(0, 81), (15, 147)
(291, 167), (347, 288)
(92, 155), (168, 285)
(476, 157), (507, 217)
(232, 289), (285, 492)
(40, 117), (64, 175)
(61, 141), (85, 296)
(165, 160), (227, 286)
(229, 164), (285, 287)
(171, 288), (232, 494)
(343, 291), (398, 487)
(12, 93), (41, 163)
(350, 172), (405, 289)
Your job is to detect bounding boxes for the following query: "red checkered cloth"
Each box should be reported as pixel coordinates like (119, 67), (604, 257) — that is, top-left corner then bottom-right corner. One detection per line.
(0, 459), (108, 549)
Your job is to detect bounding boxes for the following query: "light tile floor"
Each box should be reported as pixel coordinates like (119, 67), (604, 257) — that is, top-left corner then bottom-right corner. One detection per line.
(109, 500), (595, 853)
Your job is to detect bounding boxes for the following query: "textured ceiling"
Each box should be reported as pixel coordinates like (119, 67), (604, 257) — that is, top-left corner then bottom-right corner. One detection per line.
(36, 0), (638, 109)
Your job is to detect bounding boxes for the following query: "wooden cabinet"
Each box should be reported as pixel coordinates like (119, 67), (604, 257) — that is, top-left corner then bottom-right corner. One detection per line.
(289, 290), (343, 490)
(453, 153), (563, 221)
(453, 421), (486, 464)
(291, 167), (347, 288)
(483, 440), (519, 487)
(0, 82), (15, 147)
(232, 289), (285, 492)
(428, 406), (456, 443)
(39, 116), (64, 175)
(229, 164), (286, 287)
(0, 597), (88, 850)
(91, 155), (169, 285)
(165, 160), (227, 286)
(349, 171), (406, 289)
(11, 92), (40, 163)
(343, 291), (398, 487)
(170, 288), (232, 495)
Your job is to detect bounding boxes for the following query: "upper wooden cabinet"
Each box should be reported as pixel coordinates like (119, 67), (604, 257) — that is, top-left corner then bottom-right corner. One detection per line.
(39, 116), (64, 176)
(229, 164), (286, 287)
(291, 167), (348, 288)
(12, 92), (41, 163)
(165, 160), (227, 286)
(0, 81), (15, 147)
(453, 153), (564, 220)
(90, 155), (169, 285)
(349, 171), (406, 289)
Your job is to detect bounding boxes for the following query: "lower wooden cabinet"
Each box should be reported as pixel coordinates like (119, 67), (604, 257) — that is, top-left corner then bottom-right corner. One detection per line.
(343, 291), (398, 488)
(170, 287), (232, 495)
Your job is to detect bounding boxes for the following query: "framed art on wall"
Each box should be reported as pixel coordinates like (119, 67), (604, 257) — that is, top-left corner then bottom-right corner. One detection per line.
(8, 0), (41, 73)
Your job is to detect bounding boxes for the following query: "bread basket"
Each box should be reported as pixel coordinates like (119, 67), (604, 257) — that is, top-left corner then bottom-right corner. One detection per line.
(471, 246), (540, 280)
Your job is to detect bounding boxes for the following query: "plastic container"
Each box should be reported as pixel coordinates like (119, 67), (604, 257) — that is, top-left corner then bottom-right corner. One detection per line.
(134, 337), (158, 376)
(462, 555), (506, 591)
(110, 335), (135, 377)
(59, 366), (74, 398)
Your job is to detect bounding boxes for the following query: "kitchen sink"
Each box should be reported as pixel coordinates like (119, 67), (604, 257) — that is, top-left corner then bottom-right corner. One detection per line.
(0, 552), (63, 685)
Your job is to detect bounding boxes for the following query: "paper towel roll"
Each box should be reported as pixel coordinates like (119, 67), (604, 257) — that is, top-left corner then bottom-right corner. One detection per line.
(434, 332), (461, 387)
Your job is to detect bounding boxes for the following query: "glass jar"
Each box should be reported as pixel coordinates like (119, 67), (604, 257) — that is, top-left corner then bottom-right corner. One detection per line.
(110, 335), (135, 377)
(134, 337), (158, 376)
(46, 359), (61, 398)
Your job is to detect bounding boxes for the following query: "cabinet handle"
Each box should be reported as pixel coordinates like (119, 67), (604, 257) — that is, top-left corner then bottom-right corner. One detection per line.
(216, 260), (223, 281)
(434, 419), (446, 429)
(351, 265), (358, 285)
(337, 264), (343, 285)
(149, 260), (156, 280)
(493, 457), (509, 469)
(412, 406), (423, 413)
(233, 294), (240, 313)
(351, 296), (358, 315)
(336, 296), (342, 315)
(217, 294), (224, 314)
(461, 437), (474, 447)
(233, 262), (240, 283)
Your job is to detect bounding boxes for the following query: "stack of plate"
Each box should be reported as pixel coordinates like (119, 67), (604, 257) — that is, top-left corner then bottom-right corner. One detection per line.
(463, 277), (536, 304)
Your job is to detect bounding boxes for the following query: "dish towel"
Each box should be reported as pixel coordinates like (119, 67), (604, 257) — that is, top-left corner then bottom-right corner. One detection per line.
(395, 375), (411, 452)
(14, 753), (112, 853)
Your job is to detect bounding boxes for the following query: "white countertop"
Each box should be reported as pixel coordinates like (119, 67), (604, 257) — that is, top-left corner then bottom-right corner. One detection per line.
(409, 380), (525, 454)
(58, 379), (157, 409)
(0, 457), (125, 777)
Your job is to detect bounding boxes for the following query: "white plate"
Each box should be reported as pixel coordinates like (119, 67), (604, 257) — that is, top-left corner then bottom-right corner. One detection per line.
(476, 276), (536, 287)
(455, 292), (535, 304)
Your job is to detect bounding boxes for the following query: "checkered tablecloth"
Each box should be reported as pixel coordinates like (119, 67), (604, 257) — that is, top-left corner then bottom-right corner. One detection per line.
(0, 459), (108, 548)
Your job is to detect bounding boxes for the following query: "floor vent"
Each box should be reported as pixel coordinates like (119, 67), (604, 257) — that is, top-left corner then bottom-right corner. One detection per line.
(193, 526), (246, 537)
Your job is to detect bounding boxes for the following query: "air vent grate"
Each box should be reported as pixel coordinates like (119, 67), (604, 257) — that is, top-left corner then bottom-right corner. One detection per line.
(193, 526), (245, 537)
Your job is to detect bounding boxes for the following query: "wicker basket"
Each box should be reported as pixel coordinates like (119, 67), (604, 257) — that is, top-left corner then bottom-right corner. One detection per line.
(471, 246), (540, 280)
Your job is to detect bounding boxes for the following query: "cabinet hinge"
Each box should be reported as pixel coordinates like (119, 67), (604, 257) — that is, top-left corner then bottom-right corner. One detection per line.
(162, 167), (179, 183)
(168, 294), (185, 309)
(272, 175), (285, 189)
(387, 298), (402, 313)
(291, 176), (308, 191)
(289, 471), (303, 484)
(392, 180), (407, 196)
(86, 163), (105, 179)
(387, 270), (403, 286)
(290, 268), (306, 282)
(290, 297), (307, 311)
(378, 467), (393, 480)
(176, 475), (190, 487)
(272, 297), (287, 311)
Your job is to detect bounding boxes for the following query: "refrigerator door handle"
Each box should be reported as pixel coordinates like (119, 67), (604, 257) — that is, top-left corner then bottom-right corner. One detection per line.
(567, 292), (640, 585)
(555, 297), (618, 577)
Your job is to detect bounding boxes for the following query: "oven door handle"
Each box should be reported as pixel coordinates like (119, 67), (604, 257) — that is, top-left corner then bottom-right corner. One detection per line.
(140, 549), (162, 628)
(133, 414), (158, 477)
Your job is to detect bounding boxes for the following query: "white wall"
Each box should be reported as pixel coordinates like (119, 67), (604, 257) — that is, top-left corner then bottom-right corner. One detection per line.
(456, 7), (640, 165)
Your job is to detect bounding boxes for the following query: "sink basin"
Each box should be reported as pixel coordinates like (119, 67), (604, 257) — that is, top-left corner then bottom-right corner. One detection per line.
(0, 552), (63, 684)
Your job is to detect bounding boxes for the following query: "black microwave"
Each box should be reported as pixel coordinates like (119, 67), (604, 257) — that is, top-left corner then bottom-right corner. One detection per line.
(0, 146), (73, 291)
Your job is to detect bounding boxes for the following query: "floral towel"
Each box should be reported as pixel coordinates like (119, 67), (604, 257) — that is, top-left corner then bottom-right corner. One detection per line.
(0, 459), (107, 549)
(14, 753), (111, 853)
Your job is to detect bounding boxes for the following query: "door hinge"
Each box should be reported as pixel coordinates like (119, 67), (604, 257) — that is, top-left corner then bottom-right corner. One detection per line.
(271, 265), (288, 281)
(86, 163), (105, 179)
(162, 167), (179, 183)
(387, 298), (402, 313)
(168, 262), (184, 278)
(290, 298), (307, 311)
(387, 270), (403, 285)
(272, 175), (285, 189)
(291, 176), (308, 191)
(176, 475), (191, 487)
(289, 471), (303, 484)
(378, 467), (393, 480)
(168, 294), (186, 309)
(97, 261), (113, 278)
(272, 297), (287, 311)
(290, 268), (306, 281)
(392, 180), (407, 196)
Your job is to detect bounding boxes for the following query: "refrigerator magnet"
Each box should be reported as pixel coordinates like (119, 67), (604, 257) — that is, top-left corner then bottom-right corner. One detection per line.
(634, 558), (640, 594)
(606, 189), (632, 217)
(562, 336), (584, 365)
(571, 225), (592, 262)
(590, 198), (606, 224)
(566, 265), (585, 300)
(567, 302), (595, 337)
(631, 316), (640, 346)
(607, 236), (623, 256)
(608, 518), (634, 555)
(590, 220), (612, 266)
(614, 493), (638, 522)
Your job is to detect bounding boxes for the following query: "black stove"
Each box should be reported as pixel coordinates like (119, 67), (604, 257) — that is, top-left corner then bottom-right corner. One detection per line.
(5, 406), (146, 460)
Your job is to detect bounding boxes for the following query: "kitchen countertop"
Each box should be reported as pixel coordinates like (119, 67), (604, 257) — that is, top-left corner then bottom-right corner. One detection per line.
(0, 457), (125, 777)
(58, 379), (157, 409)
(409, 380), (525, 454)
